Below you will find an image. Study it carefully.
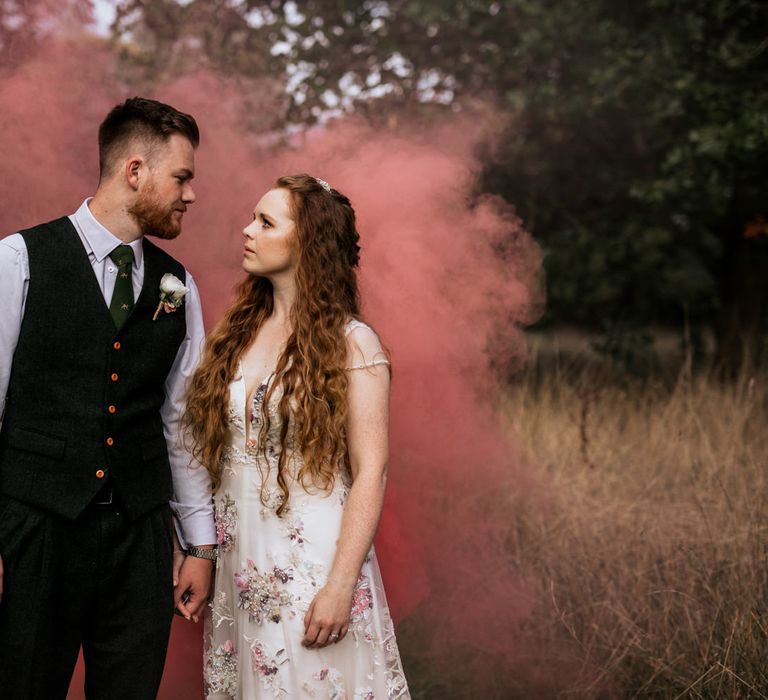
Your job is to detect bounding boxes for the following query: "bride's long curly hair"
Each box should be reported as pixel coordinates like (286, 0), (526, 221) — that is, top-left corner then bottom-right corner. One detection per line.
(184, 174), (362, 515)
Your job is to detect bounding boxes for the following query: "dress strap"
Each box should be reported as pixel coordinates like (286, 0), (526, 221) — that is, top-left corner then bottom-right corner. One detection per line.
(343, 319), (390, 371)
(344, 319), (369, 336)
(346, 358), (391, 371)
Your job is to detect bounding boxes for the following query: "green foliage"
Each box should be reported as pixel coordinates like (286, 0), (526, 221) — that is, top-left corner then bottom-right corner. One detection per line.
(477, 0), (768, 359)
(106, 0), (768, 364)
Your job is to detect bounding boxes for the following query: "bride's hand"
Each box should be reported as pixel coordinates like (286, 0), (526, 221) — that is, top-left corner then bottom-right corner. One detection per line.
(302, 580), (354, 648)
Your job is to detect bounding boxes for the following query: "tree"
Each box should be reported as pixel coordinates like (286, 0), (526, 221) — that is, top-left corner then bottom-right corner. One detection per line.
(0, 0), (91, 67)
(108, 0), (768, 373)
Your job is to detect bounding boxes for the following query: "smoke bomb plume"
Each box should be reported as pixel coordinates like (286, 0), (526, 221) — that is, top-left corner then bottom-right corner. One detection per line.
(0, 34), (589, 698)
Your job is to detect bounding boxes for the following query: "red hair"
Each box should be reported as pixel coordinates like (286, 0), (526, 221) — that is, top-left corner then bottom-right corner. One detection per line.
(184, 174), (365, 515)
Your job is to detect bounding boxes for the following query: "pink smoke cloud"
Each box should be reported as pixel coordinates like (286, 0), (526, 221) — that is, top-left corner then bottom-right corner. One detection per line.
(0, 33), (590, 699)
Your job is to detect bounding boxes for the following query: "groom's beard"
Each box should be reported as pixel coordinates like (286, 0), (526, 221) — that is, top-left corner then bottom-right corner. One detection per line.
(128, 184), (185, 240)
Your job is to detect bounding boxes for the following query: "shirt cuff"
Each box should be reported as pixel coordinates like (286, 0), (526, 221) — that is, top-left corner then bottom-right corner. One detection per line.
(170, 500), (216, 549)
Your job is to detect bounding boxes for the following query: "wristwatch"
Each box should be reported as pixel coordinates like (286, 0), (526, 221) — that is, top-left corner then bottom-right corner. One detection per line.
(187, 545), (218, 561)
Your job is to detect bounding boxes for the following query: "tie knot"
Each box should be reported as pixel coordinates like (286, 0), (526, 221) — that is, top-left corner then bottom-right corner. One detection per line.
(109, 245), (134, 267)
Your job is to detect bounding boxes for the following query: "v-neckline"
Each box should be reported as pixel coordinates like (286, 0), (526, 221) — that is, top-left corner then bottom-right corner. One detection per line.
(238, 359), (275, 446)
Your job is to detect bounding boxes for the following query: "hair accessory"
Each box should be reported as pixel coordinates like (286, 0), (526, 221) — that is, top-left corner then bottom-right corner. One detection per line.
(315, 177), (332, 193)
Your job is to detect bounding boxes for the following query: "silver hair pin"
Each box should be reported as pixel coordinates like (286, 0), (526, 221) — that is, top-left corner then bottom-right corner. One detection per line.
(314, 177), (332, 192)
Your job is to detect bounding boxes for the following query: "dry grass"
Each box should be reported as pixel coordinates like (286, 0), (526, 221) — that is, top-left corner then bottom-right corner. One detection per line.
(504, 349), (768, 698)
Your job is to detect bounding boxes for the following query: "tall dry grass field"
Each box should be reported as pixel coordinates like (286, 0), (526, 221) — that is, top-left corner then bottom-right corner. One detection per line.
(503, 352), (767, 698)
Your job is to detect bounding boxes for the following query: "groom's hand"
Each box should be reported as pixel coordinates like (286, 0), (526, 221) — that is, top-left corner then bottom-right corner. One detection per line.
(174, 549), (214, 623)
(172, 547), (186, 588)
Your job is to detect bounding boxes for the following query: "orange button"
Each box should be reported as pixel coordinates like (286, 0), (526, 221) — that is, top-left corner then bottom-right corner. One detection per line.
(110, 373), (119, 382)
(95, 469), (105, 479)
(106, 437), (114, 446)
(113, 342), (121, 350)
(108, 405), (117, 414)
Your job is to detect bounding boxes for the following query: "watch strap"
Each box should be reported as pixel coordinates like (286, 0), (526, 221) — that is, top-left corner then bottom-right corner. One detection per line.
(187, 545), (218, 561)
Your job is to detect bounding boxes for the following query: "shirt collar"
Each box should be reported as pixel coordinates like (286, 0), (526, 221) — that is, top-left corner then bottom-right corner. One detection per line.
(71, 198), (144, 271)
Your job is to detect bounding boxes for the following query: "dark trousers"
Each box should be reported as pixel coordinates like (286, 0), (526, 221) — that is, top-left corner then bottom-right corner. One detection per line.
(0, 494), (175, 699)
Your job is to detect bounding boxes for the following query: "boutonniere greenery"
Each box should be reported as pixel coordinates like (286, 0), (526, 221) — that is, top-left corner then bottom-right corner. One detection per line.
(153, 273), (190, 321)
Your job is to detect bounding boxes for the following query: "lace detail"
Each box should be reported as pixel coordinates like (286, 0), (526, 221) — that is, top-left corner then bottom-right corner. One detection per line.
(203, 639), (238, 698)
(215, 493), (238, 553)
(344, 319), (390, 371)
(210, 590), (235, 629)
(244, 636), (290, 697)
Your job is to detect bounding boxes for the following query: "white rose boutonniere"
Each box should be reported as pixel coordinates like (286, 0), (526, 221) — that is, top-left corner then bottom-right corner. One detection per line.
(153, 273), (190, 321)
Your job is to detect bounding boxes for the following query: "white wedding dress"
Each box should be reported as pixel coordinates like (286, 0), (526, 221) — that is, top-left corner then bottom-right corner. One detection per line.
(203, 320), (410, 700)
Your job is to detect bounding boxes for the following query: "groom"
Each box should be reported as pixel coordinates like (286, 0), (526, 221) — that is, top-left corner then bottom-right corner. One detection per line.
(0, 97), (216, 698)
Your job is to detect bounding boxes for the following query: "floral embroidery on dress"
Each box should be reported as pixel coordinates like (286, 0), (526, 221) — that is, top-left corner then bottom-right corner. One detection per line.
(246, 383), (270, 456)
(244, 635), (289, 698)
(203, 639), (238, 698)
(313, 666), (346, 699)
(350, 574), (374, 625)
(210, 590), (235, 629)
(354, 688), (375, 700)
(285, 516), (309, 545)
(234, 561), (295, 624)
(289, 549), (327, 599)
(228, 398), (246, 435)
(259, 487), (287, 518)
(215, 493), (238, 553)
(250, 384), (269, 422)
(248, 382), (274, 457)
(349, 573), (378, 647)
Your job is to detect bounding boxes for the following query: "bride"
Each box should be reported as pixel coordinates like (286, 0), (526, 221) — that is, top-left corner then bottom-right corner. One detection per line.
(185, 174), (410, 699)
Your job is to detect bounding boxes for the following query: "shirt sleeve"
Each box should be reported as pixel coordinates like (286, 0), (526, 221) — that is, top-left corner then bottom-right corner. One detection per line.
(160, 272), (216, 547)
(0, 234), (29, 423)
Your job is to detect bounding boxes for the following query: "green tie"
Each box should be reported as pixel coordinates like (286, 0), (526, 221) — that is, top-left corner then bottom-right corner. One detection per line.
(109, 245), (135, 330)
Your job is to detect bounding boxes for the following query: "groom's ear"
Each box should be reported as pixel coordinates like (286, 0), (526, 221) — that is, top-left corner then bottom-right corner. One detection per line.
(125, 154), (145, 191)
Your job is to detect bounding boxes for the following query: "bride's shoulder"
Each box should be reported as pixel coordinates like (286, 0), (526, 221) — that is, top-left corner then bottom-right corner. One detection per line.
(344, 317), (372, 335)
(343, 318), (389, 371)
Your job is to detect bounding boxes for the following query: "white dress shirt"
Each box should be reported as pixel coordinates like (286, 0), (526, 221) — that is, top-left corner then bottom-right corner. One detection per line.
(0, 199), (215, 546)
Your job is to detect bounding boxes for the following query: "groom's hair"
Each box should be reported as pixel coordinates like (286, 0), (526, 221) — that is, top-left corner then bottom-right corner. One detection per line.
(98, 97), (199, 180)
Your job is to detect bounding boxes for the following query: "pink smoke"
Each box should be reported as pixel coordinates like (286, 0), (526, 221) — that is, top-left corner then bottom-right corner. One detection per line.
(0, 33), (587, 699)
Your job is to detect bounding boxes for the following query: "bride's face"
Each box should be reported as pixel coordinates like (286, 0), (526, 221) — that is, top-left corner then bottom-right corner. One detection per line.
(242, 188), (297, 277)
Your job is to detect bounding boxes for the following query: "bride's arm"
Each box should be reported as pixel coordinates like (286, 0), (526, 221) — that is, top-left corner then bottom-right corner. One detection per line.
(302, 330), (390, 649)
